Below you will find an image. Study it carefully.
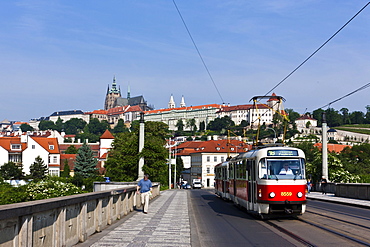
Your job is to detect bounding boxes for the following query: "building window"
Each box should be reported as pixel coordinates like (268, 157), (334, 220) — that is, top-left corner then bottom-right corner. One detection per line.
(49, 170), (59, 176)
(9, 154), (22, 163)
(221, 156), (225, 162)
(49, 145), (54, 150)
(11, 144), (21, 150)
(32, 145), (35, 149)
(214, 156), (217, 162)
(53, 156), (58, 163)
(207, 156), (210, 162)
(207, 167), (210, 174)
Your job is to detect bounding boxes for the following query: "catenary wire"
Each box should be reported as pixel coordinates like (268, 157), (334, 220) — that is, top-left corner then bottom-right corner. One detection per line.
(172, 0), (225, 104)
(265, 2), (370, 96)
(319, 82), (370, 109)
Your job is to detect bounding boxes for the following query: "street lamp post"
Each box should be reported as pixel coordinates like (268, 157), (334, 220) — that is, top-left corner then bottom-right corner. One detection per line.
(266, 127), (277, 143)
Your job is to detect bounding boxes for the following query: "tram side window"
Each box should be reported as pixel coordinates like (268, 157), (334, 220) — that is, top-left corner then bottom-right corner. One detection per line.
(228, 164), (234, 179)
(259, 158), (267, 179)
(242, 160), (246, 179)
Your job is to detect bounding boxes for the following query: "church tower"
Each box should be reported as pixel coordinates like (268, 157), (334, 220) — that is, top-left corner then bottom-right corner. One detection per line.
(104, 76), (121, 110)
(168, 94), (175, 109)
(180, 95), (186, 107)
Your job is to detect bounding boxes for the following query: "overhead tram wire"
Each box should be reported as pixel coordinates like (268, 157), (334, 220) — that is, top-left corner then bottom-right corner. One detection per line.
(172, 0), (225, 104)
(319, 82), (370, 110)
(264, 2), (370, 96)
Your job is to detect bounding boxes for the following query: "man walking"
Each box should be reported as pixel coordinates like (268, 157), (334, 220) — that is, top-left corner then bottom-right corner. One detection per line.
(137, 174), (152, 214)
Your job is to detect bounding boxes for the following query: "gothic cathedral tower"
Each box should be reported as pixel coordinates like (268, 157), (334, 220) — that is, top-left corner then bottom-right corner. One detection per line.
(104, 77), (121, 110)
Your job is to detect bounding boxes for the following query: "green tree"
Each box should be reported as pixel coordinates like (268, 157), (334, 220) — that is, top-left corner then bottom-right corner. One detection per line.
(186, 118), (197, 134)
(365, 105), (370, 124)
(113, 119), (127, 133)
(105, 121), (170, 184)
(39, 120), (56, 131)
(29, 156), (48, 181)
(340, 108), (351, 125)
(286, 108), (300, 123)
(0, 162), (23, 180)
(349, 111), (365, 124)
(141, 122), (170, 185)
(176, 119), (184, 132)
(175, 156), (184, 183)
(65, 145), (78, 154)
(199, 121), (205, 131)
(312, 108), (324, 126)
(207, 116), (235, 133)
(74, 142), (98, 178)
(20, 123), (34, 132)
(87, 118), (109, 135)
(60, 160), (71, 178)
(325, 108), (343, 127)
(105, 131), (139, 181)
(64, 118), (87, 135)
(55, 117), (64, 132)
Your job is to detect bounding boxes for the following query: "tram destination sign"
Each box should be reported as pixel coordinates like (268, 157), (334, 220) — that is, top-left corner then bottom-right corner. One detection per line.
(267, 150), (298, 156)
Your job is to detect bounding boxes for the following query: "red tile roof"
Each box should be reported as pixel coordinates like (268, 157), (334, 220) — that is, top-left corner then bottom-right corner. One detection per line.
(85, 109), (108, 115)
(100, 129), (114, 139)
(314, 143), (351, 153)
(0, 137), (27, 152)
(297, 115), (316, 121)
(267, 93), (279, 102)
(176, 140), (252, 155)
(32, 137), (60, 154)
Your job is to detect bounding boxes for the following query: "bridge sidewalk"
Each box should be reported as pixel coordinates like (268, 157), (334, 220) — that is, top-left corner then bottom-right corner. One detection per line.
(76, 189), (191, 247)
(307, 191), (370, 208)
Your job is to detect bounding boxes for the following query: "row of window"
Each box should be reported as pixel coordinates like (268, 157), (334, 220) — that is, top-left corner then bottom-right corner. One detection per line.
(11, 144), (54, 150)
(206, 156), (225, 163)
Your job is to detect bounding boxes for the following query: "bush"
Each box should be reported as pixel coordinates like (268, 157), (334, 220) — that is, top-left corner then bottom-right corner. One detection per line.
(0, 183), (28, 205)
(26, 179), (83, 200)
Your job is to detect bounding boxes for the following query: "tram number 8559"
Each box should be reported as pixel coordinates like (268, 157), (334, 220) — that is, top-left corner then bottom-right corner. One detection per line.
(281, 192), (292, 196)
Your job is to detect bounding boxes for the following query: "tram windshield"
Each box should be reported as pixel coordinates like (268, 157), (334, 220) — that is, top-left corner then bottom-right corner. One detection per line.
(259, 158), (305, 180)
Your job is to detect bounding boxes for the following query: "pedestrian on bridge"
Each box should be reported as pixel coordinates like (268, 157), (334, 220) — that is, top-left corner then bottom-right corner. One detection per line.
(137, 174), (152, 214)
(320, 176), (327, 195)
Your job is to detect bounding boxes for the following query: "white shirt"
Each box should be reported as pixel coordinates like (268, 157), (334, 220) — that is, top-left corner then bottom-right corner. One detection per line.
(279, 167), (293, 175)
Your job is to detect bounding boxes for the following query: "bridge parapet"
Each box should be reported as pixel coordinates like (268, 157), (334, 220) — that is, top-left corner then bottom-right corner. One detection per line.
(0, 183), (160, 247)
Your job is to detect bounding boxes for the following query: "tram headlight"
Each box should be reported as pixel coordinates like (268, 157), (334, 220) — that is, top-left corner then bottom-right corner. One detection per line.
(269, 192), (276, 198)
(297, 192), (303, 198)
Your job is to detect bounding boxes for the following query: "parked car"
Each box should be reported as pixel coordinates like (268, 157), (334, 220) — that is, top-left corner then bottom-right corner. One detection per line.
(183, 184), (192, 189)
(192, 182), (202, 189)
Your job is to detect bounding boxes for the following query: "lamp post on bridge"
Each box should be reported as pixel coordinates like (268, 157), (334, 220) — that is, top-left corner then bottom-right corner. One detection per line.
(266, 127), (277, 143)
(137, 112), (145, 181)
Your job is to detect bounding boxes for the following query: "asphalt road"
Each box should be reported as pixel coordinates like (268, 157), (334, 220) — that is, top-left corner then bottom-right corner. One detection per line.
(188, 189), (301, 247)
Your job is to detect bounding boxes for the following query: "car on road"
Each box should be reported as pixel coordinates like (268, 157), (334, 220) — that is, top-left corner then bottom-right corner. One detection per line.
(183, 184), (192, 189)
(192, 182), (202, 189)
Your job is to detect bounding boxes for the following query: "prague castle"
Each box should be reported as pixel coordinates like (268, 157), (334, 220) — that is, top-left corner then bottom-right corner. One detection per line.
(104, 77), (153, 111)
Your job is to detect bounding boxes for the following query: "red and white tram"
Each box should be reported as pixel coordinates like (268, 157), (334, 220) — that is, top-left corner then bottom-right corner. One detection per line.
(215, 146), (307, 218)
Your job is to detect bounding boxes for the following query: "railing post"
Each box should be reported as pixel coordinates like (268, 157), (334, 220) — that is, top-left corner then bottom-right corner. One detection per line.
(79, 202), (87, 242)
(95, 199), (103, 232)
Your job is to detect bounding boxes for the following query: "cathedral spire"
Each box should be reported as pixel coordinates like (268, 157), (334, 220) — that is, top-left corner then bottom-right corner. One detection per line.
(127, 84), (131, 100)
(110, 76), (120, 94)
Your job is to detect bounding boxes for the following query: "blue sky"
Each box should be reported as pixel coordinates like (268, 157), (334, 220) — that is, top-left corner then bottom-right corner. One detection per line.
(1, 1), (369, 121)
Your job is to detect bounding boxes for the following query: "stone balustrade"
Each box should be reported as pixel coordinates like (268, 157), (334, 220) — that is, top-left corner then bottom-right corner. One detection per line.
(0, 183), (160, 247)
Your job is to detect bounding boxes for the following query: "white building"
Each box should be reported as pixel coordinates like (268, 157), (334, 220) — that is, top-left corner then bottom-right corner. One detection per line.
(49, 110), (90, 124)
(0, 135), (60, 176)
(176, 140), (251, 188)
(144, 103), (223, 131)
